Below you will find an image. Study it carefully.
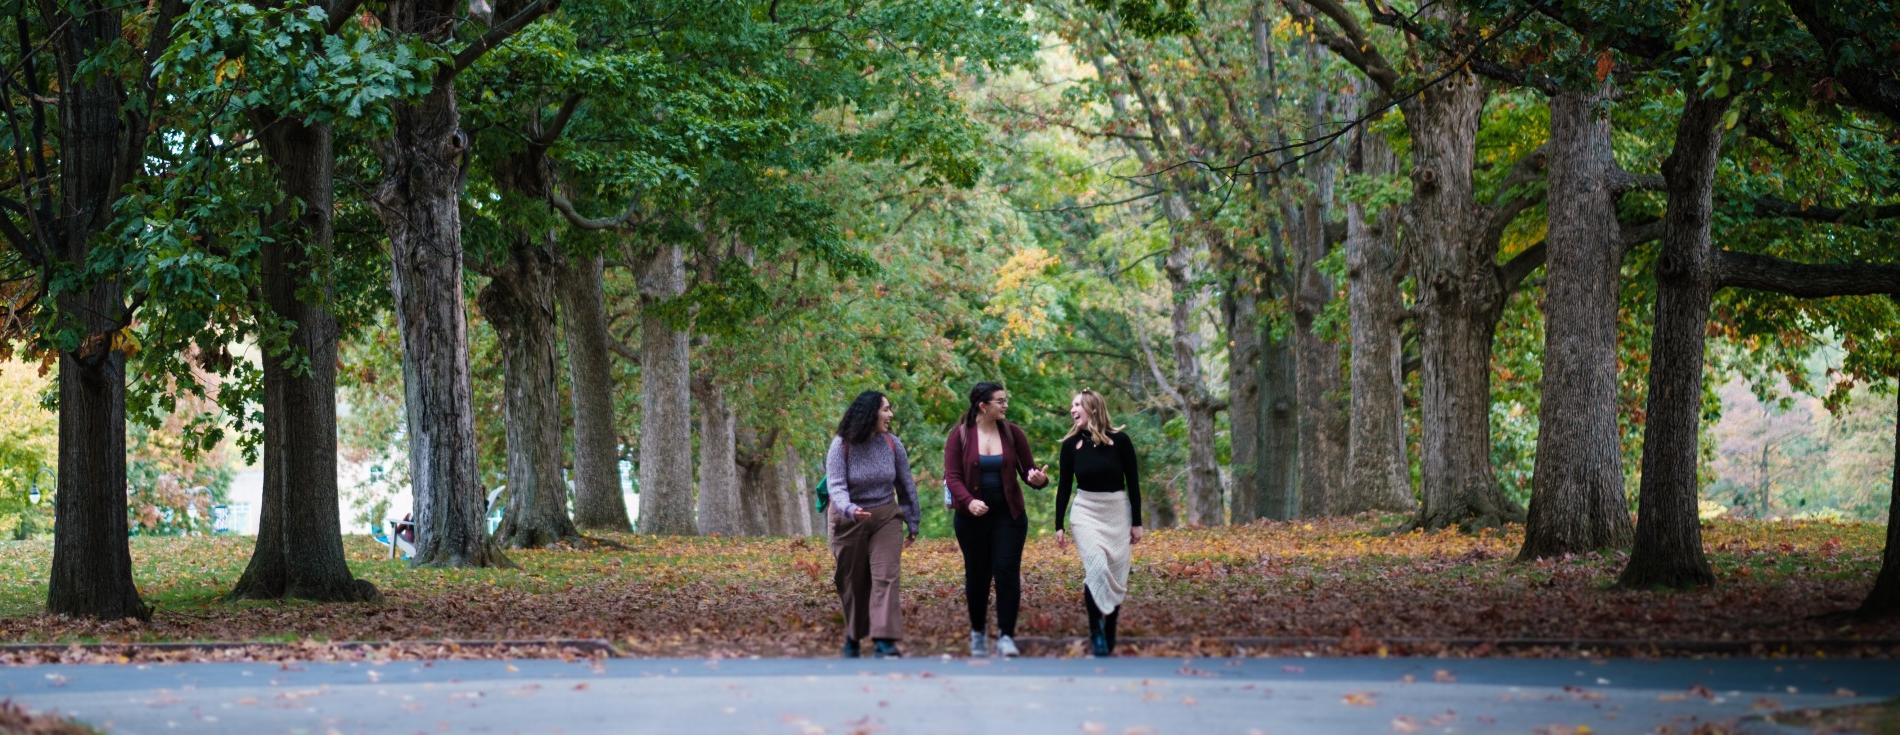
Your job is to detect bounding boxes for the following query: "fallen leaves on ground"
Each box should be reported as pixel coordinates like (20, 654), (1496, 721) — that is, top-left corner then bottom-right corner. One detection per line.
(1, 517), (1897, 661)
(0, 699), (97, 734)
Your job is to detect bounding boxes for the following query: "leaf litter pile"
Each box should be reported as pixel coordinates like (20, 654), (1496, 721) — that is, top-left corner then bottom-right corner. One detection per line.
(3, 517), (1897, 663)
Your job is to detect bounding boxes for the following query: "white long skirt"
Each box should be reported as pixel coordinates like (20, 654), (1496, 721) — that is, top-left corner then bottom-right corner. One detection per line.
(1069, 490), (1132, 614)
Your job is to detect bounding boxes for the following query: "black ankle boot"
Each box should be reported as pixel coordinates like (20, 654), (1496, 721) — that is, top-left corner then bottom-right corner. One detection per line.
(841, 638), (861, 659)
(872, 638), (903, 658)
(1104, 611), (1120, 655)
(1088, 618), (1110, 658)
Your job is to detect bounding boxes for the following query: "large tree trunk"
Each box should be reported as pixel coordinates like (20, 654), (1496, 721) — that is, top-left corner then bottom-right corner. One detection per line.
(694, 375), (742, 535)
(1402, 70), (1524, 531)
(1858, 388), (1900, 617)
(1340, 126), (1415, 516)
(1617, 94), (1731, 589)
(1259, 331), (1299, 520)
(1520, 88), (1635, 560)
(45, 7), (149, 621)
(560, 253), (631, 531)
(371, 18), (509, 566)
(636, 243), (696, 535)
(1290, 184), (1347, 518)
(1160, 221), (1224, 526)
(1225, 285), (1264, 523)
(782, 443), (814, 537)
(479, 239), (580, 549)
(229, 117), (378, 602)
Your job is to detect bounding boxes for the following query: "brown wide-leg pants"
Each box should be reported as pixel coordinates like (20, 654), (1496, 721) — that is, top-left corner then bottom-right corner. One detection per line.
(830, 503), (905, 641)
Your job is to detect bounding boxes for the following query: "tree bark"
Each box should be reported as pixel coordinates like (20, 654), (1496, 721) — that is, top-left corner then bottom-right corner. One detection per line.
(229, 117), (378, 602)
(560, 253), (631, 531)
(1291, 176), (1348, 517)
(735, 425), (773, 536)
(479, 239), (580, 549)
(1161, 226), (1224, 526)
(1340, 126), (1415, 515)
(1225, 284), (1264, 523)
(1258, 331), (1299, 520)
(694, 374), (742, 535)
(783, 442), (814, 536)
(1858, 387), (1900, 617)
(636, 243), (696, 535)
(372, 4), (509, 567)
(44, 4), (151, 621)
(1617, 94), (1731, 589)
(1519, 88), (1635, 560)
(1403, 69), (1525, 531)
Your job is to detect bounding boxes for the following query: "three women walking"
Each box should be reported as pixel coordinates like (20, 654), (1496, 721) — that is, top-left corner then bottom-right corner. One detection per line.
(825, 384), (1140, 658)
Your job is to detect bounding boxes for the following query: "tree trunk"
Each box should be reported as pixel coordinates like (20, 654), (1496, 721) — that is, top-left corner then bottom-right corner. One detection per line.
(1402, 70), (1524, 531)
(1291, 185), (1347, 518)
(1617, 94), (1731, 589)
(230, 117), (378, 602)
(1161, 225), (1224, 526)
(45, 8), (148, 620)
(694, 375), (742, 535)
(636, 243), (696, 535)
(1225, 284), (1264, 524)
(479, 240), (580, 549)
(1258, 331), (1299, 520)
(783, 442), (815, 537)
(1340, 127), (1415, 516)
(560, 253), (631, 531)
(371, 30), (509, 567)
(1519, 88), (1635, 560)
(1857, 388), (1900, 617)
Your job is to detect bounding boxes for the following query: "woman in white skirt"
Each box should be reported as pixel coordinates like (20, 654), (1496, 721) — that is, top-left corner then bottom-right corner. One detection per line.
(1053, 389), (1143, 657)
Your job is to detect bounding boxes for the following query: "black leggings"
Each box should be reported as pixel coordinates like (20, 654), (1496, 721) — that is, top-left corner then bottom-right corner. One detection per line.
(953, 508), (1028, 636)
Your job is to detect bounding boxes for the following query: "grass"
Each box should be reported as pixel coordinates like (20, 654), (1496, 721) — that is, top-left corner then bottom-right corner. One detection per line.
(0, 517), (1895, 659)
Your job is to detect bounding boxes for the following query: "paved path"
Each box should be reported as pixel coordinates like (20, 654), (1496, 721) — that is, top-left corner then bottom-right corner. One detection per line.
(3, 657), (1895, 734)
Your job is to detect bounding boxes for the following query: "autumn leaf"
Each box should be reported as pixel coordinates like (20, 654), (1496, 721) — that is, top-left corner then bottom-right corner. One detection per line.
(1593, 50), (1614, 82)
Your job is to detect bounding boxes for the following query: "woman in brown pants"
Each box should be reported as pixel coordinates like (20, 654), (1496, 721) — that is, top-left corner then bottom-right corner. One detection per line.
(826, 390), (919, 658)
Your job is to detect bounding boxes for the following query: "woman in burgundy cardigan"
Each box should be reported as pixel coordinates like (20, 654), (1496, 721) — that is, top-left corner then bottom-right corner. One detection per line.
(943, 381), (1049, 658)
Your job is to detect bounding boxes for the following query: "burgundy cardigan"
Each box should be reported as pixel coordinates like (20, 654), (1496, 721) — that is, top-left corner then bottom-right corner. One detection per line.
(943, 420), (1048, 520)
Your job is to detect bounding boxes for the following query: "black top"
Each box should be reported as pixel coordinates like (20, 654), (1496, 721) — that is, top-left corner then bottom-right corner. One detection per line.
(1054, 430), (1142, 531)
(977, 453), (1005, 505)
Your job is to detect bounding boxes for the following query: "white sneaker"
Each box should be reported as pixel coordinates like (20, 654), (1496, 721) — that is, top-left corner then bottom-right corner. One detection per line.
(995, 635), (1020, 658)
(969, 630), (989, 657)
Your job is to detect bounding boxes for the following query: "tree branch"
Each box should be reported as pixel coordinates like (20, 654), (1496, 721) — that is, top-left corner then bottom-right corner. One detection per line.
(548, 189), (641, 231)
(1496, 240), (1547, 296)
(1293, 0), (1401, 93)
(1716, 250), (1900, 297)
(1744, 197), (1900, 224)
(534, 93), (585, 147)
(452, 0), (561, 74)
(1479, 145), (1548, 253)
(1619, 217), (1664, 252)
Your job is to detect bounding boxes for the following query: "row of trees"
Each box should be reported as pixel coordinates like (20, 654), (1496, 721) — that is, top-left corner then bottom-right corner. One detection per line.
(2, 0), (1895, 622)
(1040, 0), (1898, 609)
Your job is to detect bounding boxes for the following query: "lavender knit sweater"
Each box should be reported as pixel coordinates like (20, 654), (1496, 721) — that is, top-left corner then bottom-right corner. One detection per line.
(826, 433), (920, 535)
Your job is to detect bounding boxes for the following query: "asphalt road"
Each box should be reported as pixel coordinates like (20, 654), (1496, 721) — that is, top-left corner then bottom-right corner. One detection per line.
(3, 656), (1895, 734)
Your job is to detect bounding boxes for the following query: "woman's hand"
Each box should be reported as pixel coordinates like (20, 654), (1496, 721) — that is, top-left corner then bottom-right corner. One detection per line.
(852, 508), (872, 521)
(1055, 529), (1068, 549)
(1026, 465), (1048, 487)
(1130, 526), (1144, 545)
(968, 499), (989, 516)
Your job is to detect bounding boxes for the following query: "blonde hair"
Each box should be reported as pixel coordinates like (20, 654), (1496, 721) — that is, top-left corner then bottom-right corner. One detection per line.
(1062, 389), (1122, 448)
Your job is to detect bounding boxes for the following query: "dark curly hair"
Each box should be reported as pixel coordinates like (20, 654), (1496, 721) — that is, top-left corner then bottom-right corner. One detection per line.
(960, 381), (1005, 428)
(836, 390), (888, 444)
